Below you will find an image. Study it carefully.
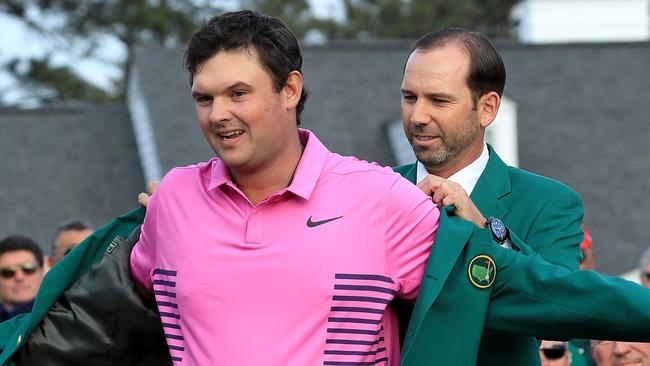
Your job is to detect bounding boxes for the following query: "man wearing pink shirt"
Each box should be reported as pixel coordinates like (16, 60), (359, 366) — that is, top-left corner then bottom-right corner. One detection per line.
(129, 10), (439, 365)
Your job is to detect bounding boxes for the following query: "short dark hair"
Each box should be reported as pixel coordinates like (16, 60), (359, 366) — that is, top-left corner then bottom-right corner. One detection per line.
(0, 235), (44, 268)
(185, 10), (309, 124)
(51, 219), (94, 253)
(411, 28), (506, 105)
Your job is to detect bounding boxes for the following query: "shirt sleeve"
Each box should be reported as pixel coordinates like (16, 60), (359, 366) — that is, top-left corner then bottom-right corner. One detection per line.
(384, 177), (440, 300)
(130, 191), (158, 291)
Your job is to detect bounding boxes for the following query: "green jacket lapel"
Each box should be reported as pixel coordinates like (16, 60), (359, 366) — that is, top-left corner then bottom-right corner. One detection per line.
(393, 161), (478, 317)
(395, 149), (512, 360)
(401, 206), (474, 359)
(469, 145), (510, 220)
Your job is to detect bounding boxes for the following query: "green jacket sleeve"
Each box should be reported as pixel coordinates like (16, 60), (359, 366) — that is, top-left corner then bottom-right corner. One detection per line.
(481, 227), (650, 341)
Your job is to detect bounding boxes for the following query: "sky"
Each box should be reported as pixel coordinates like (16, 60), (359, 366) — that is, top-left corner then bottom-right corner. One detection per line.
(0, 0), (344, 106)
(0, 13), (126, 105)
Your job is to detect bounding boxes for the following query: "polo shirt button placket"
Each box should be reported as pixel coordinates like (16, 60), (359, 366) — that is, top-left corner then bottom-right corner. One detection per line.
(245, 209), (262, 245)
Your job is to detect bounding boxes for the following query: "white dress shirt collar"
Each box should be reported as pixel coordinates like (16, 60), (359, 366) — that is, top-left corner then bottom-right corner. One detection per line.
(416, 142), (490, 195)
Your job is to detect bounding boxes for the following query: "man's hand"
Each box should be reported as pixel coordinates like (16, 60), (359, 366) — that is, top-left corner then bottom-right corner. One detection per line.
(416, 174), (487, 228)
(137, 181), (159, 207)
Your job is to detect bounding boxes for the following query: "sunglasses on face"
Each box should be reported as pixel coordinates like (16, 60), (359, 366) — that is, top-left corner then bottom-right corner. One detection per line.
(539, 343), (567, 360)
(643, 272), (650, 281)
(0, 262), (40, 279)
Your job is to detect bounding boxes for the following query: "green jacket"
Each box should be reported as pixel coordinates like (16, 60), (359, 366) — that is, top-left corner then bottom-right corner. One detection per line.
(399, 208), (650, 365)
(0, 207), (156, 365)
(394, 146), (631, 365)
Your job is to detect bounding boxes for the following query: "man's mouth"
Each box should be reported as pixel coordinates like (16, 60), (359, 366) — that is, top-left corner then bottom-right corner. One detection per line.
(617, 360), (643, 365)
(219, 130), (244, 140)
(12, 285), (31, 293)
(414, 134), (439, 142)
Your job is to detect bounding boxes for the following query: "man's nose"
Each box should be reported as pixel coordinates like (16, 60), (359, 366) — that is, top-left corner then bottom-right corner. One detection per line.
(410, 100), (432, 125)
(208, 98), (231, 123)
(12, 269), (26, 281)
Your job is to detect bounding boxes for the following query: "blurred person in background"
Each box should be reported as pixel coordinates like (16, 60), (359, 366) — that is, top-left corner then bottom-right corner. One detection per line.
(640, 247), (650, 288)
(580, 224), (596, 270)
(48, 220), (94, 268)
(539, 341), (571, 366)
(0, 235), (45, 321)
(592, 340), (650, 366)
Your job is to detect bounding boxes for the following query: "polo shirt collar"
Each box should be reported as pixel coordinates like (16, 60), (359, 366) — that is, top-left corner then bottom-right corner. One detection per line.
(288, 129), (328, 200)
(208, 159), (234, 191)
(207, 128), (327, 200)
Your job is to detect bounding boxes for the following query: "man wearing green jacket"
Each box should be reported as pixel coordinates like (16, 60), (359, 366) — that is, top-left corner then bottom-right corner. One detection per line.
(396, 28), (584, 365)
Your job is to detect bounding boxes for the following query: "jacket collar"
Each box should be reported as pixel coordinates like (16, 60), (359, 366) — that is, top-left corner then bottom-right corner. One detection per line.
(469, 144), (510, 220)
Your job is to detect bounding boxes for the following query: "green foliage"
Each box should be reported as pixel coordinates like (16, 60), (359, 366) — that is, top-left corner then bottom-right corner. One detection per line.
(0, 0), (218, 107)
(0, 0), (210, 46)
(241, 0), (314, 38)
(6, 56), (117, 105)
(337, 0), (519, 39)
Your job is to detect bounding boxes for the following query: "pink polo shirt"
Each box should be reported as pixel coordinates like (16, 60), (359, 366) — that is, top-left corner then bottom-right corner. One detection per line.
(130, 129), (439, 365)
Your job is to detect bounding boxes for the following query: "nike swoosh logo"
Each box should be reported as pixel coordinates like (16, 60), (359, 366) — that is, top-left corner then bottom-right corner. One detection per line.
(307, 215), (343, 228)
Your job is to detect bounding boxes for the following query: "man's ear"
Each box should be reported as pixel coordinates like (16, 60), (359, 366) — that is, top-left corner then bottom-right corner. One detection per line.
(477, 91), (501, 128)
(283, 71), (303, 110)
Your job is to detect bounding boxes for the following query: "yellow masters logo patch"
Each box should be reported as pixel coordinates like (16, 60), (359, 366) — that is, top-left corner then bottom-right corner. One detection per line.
(468, 254), (496, 289)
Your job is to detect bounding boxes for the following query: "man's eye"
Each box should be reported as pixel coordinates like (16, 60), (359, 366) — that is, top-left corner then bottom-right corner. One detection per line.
(195, 95), (212, 104)
(402, 95), (416, 103)
(232, 90), (246, 98)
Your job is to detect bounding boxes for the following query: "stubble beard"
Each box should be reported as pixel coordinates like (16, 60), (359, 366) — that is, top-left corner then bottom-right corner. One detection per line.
(412, 113), (481, 172)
